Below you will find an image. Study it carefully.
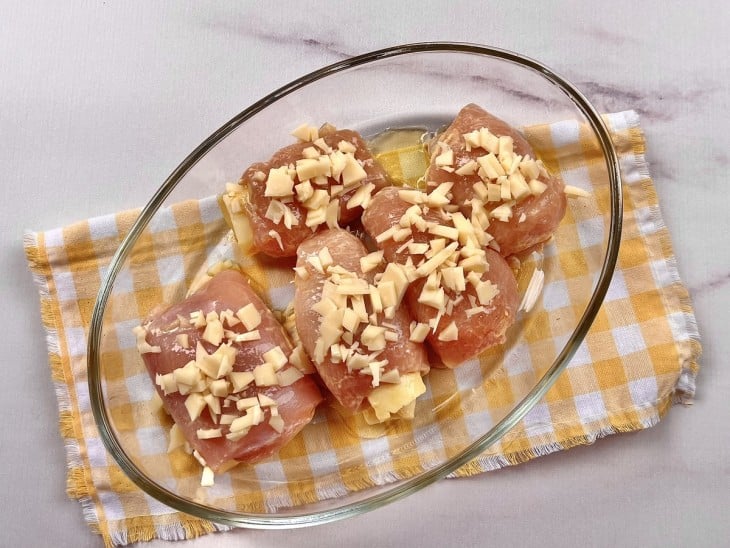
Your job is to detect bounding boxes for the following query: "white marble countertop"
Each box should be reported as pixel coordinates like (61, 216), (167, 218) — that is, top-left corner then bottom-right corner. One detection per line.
(2, 2), (728, 547)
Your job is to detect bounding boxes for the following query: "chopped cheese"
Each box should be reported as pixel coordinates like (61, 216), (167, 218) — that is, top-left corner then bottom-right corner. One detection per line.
(465, 305), (487, 318)
(229, 371), (254, 392)
(296, 156), (331, 181)
(360, 250), (384, 273)
(377, 281), (398, 308)
(360, 324), (387, 351)
(564, 185), (590, 198)
(519, 268), (545, 312)
(409, 322), (430, 342)
(490, 202), (514, 222)
(313, 137), (332, 153)
(276, 366), (304, 386)
(175, 333), (190, 349)
(520, 157), (541, 180)
(428, 224), (459, 241)
(236, 304), (262, 331)
(438, 321), (459, 342)
(184, 393), (206, 421)
(257, 393), (277, 408)
(337, 140), (357, 153)
(268, 415), (285, 433)
(508, 172), (531, 201)
(133, 325), (161, 354)
(417, 284), (445, 310)
(341, 307), (360, 332)
(219, 414), (237, 425)
(155, 372), (177, 395)
(190, 310), (206, 328)
(293, 266), (309, 280)
(456, 160), (478, 176)
(500, 176), (512, 200)
(173, 361), (199, 390)
(295, 180), (314, 202)
(463, 131), (481, 149)
(230, 413), (254, 433)
(249, 405), (265, 426)
(317, 247), (334, 271)
(197, 428), (222, 440)
(168, 423), (185, 453)
(472, 181), (489, 201)
(200, 466), (215, 487)
(415, 242), (459, 277)
(379, 263), (409, 305)
(288, 344), (309, 373)
(380, 369), (401, 384)
(202, 317), (224, 346)
(346, 182), (375, 210)
(264, 199), (285, 224)
(203, 393), (221, 416)
(303, 188), (329, 210)
(336, 278), (370, 295)
(304, 205), (326, 228)
(262, 346), (288, 371)
(264, 166), (295, 197)
(341, 154), (368, 186)
(291, 123), (318, 142)
(366, 372), (426, 422)
(392, 227), (412, 242)
(407, 242), (429, 255)
(233, 330), (261, 342)
(441, 266), (466, 292)
(459, 254), (488, 273)
(476, 279), (500, 305)
(325, 198), (340, 228)
(477, 153), (505, 179)
(369, 285), (383, 313)
(486, 182), (501, 202)
(236, 397), (259, 410)
(398, 189), (426, 205)
(426, 182), (453, 207)
(209, 379), (230, 397)
(498, 135), (514, 157)
(479, 127), (499, 153)
(253, 362), (278, 386)
(434, 148), (454, 166)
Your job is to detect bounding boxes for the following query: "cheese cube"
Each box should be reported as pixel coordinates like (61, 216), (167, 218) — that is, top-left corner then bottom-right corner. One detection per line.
(253, 362), (278, 386)
(236, 304), (261, 331)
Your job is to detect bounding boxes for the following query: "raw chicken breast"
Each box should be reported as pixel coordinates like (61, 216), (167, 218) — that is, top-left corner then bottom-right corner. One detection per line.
(425, 103), (566, 257)
(223, 128), (390, 257)
(137, 269), (322, 471)
(362, 186), (519, 368)
(294, 229), (429, 412)
(405, 247), (519, 367)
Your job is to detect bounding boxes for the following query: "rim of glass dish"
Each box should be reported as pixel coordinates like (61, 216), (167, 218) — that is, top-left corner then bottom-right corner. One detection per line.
(88, 42), (622, 528)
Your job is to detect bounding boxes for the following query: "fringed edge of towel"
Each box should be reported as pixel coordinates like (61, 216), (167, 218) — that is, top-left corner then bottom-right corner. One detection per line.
(617, 111), (702, 403)
(24, 230), (232, 547)
(23, 230), (110, 541)
(107, 517), (231, 548)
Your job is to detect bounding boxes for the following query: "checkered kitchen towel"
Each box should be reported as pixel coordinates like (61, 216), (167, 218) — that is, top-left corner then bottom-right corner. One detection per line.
(24, 111), (700, 546)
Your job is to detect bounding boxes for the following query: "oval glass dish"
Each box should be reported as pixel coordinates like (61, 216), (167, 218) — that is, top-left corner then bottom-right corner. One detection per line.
(88, 43), (622, 527)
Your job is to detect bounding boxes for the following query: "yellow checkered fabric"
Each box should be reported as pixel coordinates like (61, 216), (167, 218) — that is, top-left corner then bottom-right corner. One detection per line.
(24, 111), (700, 546)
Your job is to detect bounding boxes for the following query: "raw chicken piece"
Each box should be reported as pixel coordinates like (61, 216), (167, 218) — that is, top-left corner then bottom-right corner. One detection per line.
(425, 103), (566, 257)
(362, 187), (519, 368)
(137, 269), (322, 471)
(405, 247), (519, 367)
(223, 128), (390, 257)
(294, 229), (429, 412)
